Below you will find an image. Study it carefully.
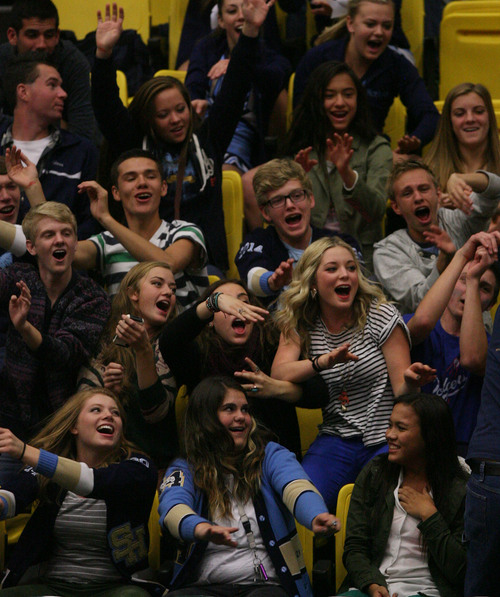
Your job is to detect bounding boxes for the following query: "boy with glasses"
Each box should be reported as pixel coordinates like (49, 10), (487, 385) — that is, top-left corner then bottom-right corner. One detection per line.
(235, 158), (361, 305)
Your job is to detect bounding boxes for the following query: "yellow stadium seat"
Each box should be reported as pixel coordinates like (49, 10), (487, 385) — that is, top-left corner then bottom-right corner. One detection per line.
(400, 0), (424, 75)
(443, 0), (500, 19)
(294, 406), (322, 581)
(168, 1), (189, 69)
(148, 491), (161, 570)
(335, 483), (354, 591)
(286, 72), (295, 131)
(222, 170), (244, 279)
(154, 69), (187, 84)
(383, 96), (407, 150)
(116, 69), (129, 107)
(440, 11), (500, 100)
(53, 0), (150, 44)
(150, 0), (170, 27)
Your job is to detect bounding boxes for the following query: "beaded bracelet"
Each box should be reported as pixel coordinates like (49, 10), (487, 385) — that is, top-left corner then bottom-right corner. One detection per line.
(206, 292), (223, 313)
(309, 355), (322, 372)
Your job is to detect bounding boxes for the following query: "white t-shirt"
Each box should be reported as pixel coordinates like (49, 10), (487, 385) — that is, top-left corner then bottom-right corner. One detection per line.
(13, 136), (51, 166)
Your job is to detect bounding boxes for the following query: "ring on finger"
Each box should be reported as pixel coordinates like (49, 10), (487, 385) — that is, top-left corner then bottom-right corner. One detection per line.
(254, 367), (260, 373)
(251, 385), (259, 393)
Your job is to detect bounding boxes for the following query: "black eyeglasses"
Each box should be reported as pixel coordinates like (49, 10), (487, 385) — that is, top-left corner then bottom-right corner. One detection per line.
(264, 189), (308, 209)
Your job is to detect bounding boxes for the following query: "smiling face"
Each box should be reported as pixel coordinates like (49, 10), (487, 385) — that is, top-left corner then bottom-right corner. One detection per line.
(153, 87), (190, 145)
(314, 246), (359, 314)
(391, 168), (440, 243)
(0, 174), (21, 224)
(218, 0), (244, 51)
(129, 266), (177, 334)
(26, 216), (77, 279)
(217, 387), (251, 450)
(212, 282), (255, 346)
(22, 63), (66, 124)
(451, 92), (490, 152)
(7, 17), (60, 55)
(346, 1), (394, 63)
(260, 178), (314, 249)
(386, 402), (425, 468)
(323, 73), (357, 133)
(112, 157), (166, 220)
(71, 394), (123, 462)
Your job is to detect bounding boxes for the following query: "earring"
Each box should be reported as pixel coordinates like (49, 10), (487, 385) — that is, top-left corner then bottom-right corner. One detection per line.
(311, 288), (317, 299)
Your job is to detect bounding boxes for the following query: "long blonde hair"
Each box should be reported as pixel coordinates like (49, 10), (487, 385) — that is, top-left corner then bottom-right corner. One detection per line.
(315, 0), (394, 46)
(98, 262), (175, 402)
(424, 82), (500, 189)
(31, 388), (137, 499)
(274, 237), (387, 354)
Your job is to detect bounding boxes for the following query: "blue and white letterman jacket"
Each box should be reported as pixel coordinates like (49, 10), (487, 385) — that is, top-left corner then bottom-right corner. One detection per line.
(0, 450), (157, 589)
(159, 442), (328, 597)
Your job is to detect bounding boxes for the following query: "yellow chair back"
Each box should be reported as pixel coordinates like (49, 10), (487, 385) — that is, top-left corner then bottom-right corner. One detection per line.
(222, 170), (245, 279)
(400, 0), (425, 75)
(154, 69), (187, 84)
(168, 1), (189, 69)
(335, 483), (354, 591)
(53, 0), (150, 43)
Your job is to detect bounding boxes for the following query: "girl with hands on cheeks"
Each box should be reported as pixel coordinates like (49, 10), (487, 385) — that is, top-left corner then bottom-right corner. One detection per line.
(338, 393), (468, 597)
(284, 61), (392, 270)
(159, 376), (340, 597)
(272, 237), (436, 510)
(0, 388), (157, 596)
(78, 262), (178, 473)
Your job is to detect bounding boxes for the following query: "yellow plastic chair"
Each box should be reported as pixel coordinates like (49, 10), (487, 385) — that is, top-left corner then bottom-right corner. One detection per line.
(440, 11), (500, 100)
(293, 407), (323, 579)
(53, 0), (151, 43)
(148, 491), (161, 570)
(335, 483), (354, 591)
(443, 0), (500, 19)
(383, 96), (407, 150)
(286, 72), (295, 131)
(150, 0), (170, 27)
(168, 1), (189, 69)
(400, 0), (424, 75)
(222, 170), (244, 279)
(154, 69), (187, 84)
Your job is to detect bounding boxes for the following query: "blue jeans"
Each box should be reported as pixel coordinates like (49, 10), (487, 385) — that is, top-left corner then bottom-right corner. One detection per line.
(464, 470), (500, 597)
(302, 434), (388, 511)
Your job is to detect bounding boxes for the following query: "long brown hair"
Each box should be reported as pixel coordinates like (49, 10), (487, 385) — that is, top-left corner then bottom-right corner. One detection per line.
(184, 377), (267, 519)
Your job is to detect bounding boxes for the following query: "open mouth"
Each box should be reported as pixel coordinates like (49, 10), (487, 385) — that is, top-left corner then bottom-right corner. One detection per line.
(232, 318), (247, 335)
(156, 299), (171, 314)
(0, 205), (14, 215)
(97, 424), (114, 435)
(332, 110), (348, 119)
(367, 39), (383, 50)
(414, 206), (430, 223)
(335, 285), (351, 297)
(285, 213), (302, 225)
(135, 192), (151, 201)
(229, 426), (245, 433)
(52, 249), (67, 261)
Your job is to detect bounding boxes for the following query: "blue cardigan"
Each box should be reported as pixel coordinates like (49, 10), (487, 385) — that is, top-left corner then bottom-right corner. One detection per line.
(159, 442), (328, 597)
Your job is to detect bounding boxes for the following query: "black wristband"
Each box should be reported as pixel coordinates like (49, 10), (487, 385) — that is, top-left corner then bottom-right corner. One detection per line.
(206, 292), (223, 313)
(309, 355), (322, 372)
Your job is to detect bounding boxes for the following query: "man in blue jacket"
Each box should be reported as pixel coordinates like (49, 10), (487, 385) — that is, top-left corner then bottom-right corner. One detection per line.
(0, 53), (98, 239)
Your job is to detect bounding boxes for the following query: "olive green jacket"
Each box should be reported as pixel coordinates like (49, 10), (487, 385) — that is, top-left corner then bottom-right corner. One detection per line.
(308, 134), (392, 271)
(341, 455), (467, 597)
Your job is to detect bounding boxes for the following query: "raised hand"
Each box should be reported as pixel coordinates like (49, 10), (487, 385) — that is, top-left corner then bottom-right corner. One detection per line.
(242, 0), (275, 37)
(115, 313), (149, 352)
(316, 343), (358, 370)
(422, 225), (456, 255)
(327, 133), (354, 176)
(403, 362), (436, 388)
(294, 147), (318, 173)
(5, 146), (38, 190)
(395, 134), (421, 155)
(268, 258), (294, 292)
(96, 3), (124, 57)
(215, 293), (268, 323)
(207, 58), (230, 80)
(102, 361), (124, 394)
(9, 280), (31, 332)
(78, 180), (111, 226)
(445, 173), (474, 215)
